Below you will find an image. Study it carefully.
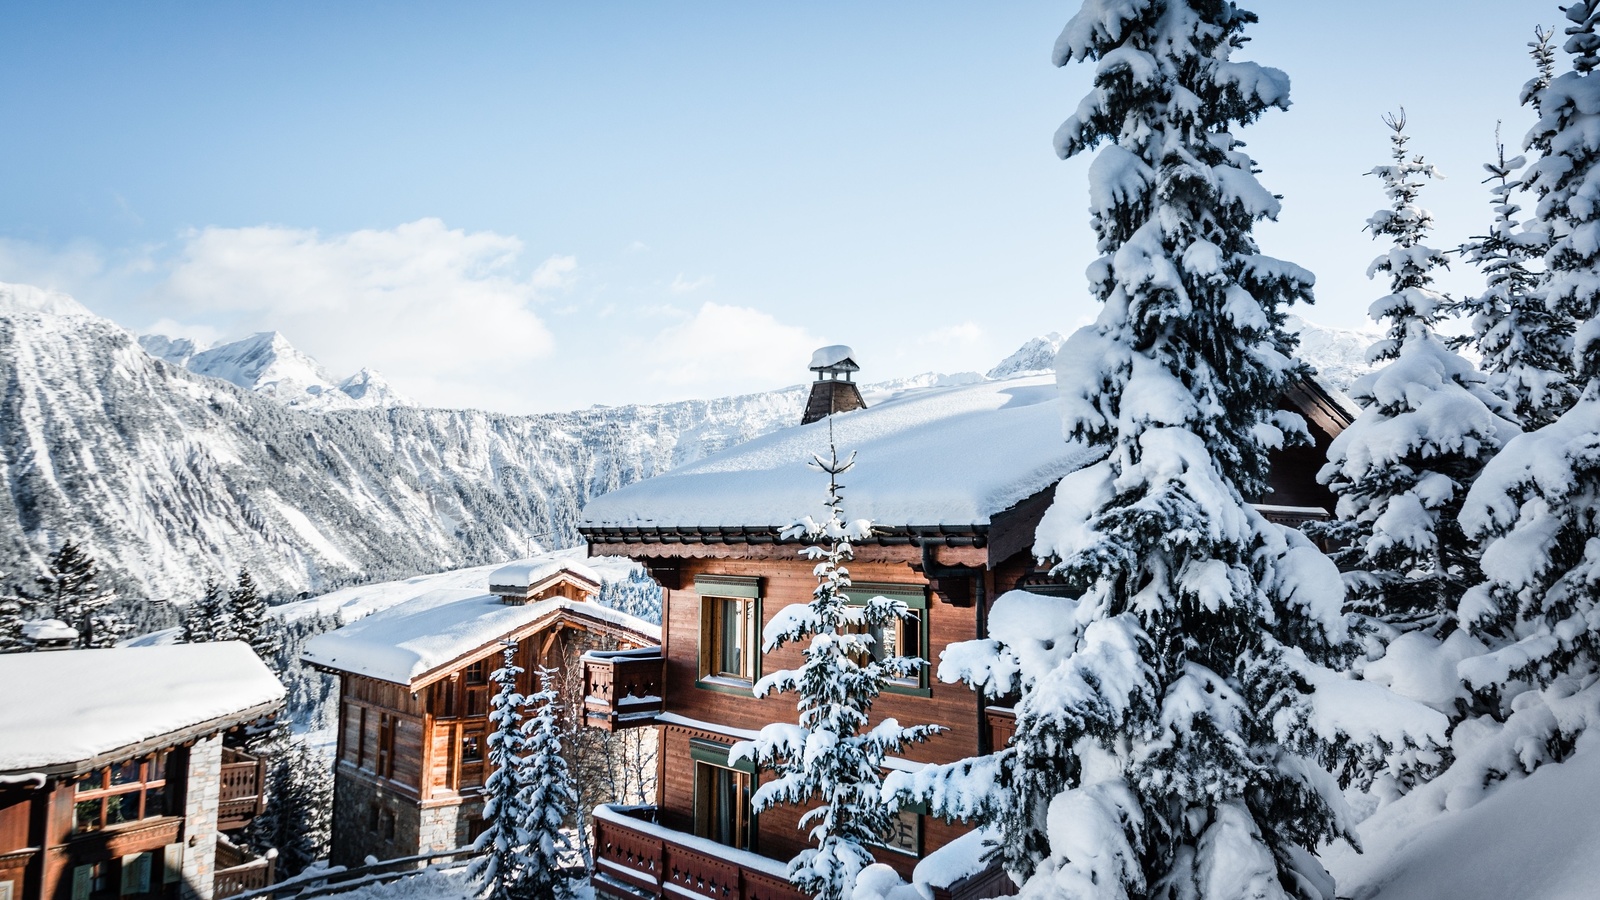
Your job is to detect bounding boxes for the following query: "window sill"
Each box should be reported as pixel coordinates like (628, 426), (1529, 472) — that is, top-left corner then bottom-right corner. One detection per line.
(881, 683), (932, 698)
(695, 675), (756, 697)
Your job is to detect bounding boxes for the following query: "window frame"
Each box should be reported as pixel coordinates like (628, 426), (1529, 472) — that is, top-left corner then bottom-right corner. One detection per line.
(71, 754), (171, 836)
(695, 576), (762, 695)
(689, 738), (757, 852)
(842, 582), (932, 697)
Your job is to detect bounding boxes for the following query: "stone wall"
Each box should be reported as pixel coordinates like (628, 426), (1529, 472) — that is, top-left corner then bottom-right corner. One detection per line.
(180, 734), (223, 900)
(330, 767), (479, 868)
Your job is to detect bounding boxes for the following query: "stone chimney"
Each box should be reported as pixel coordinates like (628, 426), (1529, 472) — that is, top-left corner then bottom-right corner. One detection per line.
(802, 345), (867, 425)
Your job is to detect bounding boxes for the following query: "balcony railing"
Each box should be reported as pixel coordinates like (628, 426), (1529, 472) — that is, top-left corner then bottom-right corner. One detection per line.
(582, 648), (666, 731)
(215, 838), (277, 899)
(218, 747), (267, 831)
(592, 805), (806, 900)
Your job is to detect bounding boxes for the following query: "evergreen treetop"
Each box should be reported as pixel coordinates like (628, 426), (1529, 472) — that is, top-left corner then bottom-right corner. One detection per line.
(731, 438), (938, 900)
(470, 642), (533, 900)
(517, 666), (577, 900)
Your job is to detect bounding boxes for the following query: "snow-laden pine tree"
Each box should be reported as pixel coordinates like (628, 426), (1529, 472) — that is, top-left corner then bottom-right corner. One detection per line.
(516, 666), (577, 900)
(1454, 130), (1573, 430)
(230, 568), (275, 667)
(0, 583), (28, 653)
(183, 578), (229, 643)
(1314, 113), (1516, 633)
(247, 741), (333, 877)
(892, 4), (1375, 898)
(730, 441), (938, 900)
(470, 643), (533, 900)
(27, 541), (120, 648)
(1458, 1), (1600, 708)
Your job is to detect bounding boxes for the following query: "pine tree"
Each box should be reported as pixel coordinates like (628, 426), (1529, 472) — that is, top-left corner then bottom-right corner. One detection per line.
(249, 742), (333, 877)
(470, 643), (533, 900)
(27, 541), (117, 648)
(230, 568), (275, 666)
(517, 667), (576, 900)
(184, 578), (228, 643)
(1451, 33), (1575, 430)
(1459, 2), (1600, 708)
(0, 580), (29, 654)
(1313, 114), (1516, 633)
(730, 440), (938, 900)
(892, 4), (1362, 898)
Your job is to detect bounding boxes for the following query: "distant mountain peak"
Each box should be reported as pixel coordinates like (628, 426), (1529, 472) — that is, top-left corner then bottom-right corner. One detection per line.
(139, 328), (411, 411)
(988, 332), (1066, 380)
(0, 282), (95, 318)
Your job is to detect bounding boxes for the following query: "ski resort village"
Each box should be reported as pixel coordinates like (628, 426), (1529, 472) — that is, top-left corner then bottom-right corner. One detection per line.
(5, 2), (1600, 900)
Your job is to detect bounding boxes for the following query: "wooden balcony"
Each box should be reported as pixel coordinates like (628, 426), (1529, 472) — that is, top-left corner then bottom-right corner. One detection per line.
(214, 838), (276, 900)
(592, 805), (807, 900)
(984, 705), (1016, 751)
(218, 747), (267, 831)
(582, 648), (666, 731)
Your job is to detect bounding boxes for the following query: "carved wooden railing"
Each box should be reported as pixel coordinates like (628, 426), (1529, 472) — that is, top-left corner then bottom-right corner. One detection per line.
(592, 806), (807, 900)
(219, 747), (266, 831)
(215, 845), (276, 899)
(582, 648), (666, 731)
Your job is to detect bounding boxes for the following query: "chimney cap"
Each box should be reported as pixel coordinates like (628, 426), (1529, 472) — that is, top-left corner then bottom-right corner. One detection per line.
(809, 345), (859, 372)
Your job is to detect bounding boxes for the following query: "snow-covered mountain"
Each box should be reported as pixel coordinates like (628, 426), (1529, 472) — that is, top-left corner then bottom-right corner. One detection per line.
(0, 283), (1376, 604)
(1, 285), (810, 602)
(138, 330), (412, 411)
(987, 332), (1065, 379)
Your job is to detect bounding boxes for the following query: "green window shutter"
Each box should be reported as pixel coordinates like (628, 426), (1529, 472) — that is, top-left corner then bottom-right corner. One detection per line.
(695, 575), (761, 599)
(689, 737), (756, 775)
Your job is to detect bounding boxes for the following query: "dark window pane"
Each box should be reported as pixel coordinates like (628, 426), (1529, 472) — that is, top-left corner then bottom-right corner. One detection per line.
(111, 760), (141, 786)
(104, 793), (133, 826)
(74, 799), (103, 833)
(144, 786), (166, 818)
(462, 734), (482, 762)
(76, 770), (105, 793)
(149, 753), (166, 782)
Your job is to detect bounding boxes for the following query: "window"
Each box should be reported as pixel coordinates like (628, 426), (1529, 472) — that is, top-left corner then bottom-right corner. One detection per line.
(465, 660), (487, 685)
(73, 754), (169, 834)
(690, 739), (755, 851)
(843, 583), (931, 696)
(696, 575), (761, 691)
(461, 732), (483, 763)
(872, 808), (922, 856)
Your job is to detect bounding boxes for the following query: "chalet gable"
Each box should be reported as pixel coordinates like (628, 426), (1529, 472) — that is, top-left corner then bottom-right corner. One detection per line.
(302, 562), (660, 690)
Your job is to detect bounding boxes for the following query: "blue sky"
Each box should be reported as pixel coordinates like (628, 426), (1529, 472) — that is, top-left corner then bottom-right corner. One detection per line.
(0, 1), (1553, 412)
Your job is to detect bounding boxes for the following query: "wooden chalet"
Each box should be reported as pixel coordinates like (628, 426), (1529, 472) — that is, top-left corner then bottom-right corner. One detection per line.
(577, 357), (1355, 900)
(301, 558), (660, 868)
(0, 643), (284, 900)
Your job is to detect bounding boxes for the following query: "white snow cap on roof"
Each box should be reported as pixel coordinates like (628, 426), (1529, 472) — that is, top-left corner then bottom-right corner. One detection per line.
(302, 588), (660, 685)
(809, 345), (857, 369)
(488, 558), (601, 591)
(0, 642), (284, 773)
(583, 375), (1093, 529)
(21, 619), (78, 642)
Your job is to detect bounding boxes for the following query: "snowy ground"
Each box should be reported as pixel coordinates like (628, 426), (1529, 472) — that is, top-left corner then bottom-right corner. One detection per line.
(319, 868), (592, 900)
(1326, 730), (1600, 900)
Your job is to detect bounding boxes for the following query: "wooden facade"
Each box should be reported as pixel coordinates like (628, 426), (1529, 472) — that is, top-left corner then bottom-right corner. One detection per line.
(579, 379), (1354, 900)
(308, 570), (660, 868)
(0, 715), (278, 900)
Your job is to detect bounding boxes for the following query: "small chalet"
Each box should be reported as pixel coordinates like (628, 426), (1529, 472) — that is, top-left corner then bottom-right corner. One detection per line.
(576, 354), (1355, 900)
(0, 643), (284, 900)
(301, 557), (660, 868)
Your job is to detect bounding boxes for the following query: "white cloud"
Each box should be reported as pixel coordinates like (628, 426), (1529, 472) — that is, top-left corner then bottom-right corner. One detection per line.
(531, 255), (577, 291)
(644, 302), (820, 392)
(669, 273), (715, 294)
(143, 317), (224, 349)
(150, 218), (559, 408)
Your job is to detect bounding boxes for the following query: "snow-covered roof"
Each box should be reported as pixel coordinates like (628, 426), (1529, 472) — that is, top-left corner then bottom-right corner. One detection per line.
(22, 619), (78, 642)
(0, 642), (285, 775)
(809, 345), (858, 370)
(488, 559), (601, 593)
(302, 588), (661, 686)
(582, 375), (1094, 531)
